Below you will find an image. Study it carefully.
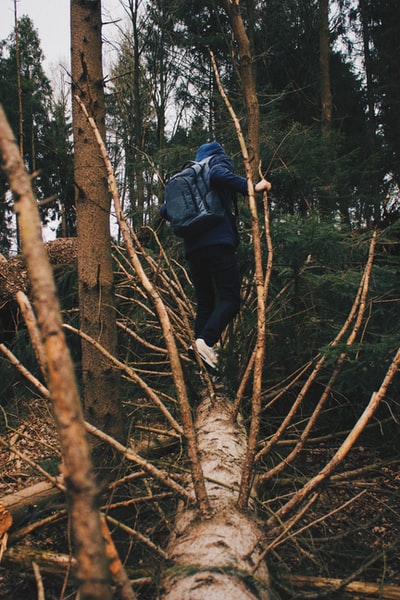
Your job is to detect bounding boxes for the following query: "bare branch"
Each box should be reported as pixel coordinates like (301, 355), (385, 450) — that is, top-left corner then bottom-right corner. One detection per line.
(0, 105), (112, 599)
(15, 291), (48, 380)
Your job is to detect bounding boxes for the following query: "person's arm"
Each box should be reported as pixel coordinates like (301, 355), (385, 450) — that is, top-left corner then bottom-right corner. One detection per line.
(210, 164), (272, 195)
(210, 164), (249, 194)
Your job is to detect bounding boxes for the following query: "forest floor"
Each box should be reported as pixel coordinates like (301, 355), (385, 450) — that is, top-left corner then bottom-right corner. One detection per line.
(0, 394), (399, 600)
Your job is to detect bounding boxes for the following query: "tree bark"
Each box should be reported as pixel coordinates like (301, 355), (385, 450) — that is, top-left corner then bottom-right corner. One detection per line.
(2, 545), (77, 580)
(131, 0), (146, 223)
(319, 0), (333, 133)
(70, 0), (125, 458)
(222, 0), (260, 173)
(159, 395), (271, 600)
(0, 480), (63, 527)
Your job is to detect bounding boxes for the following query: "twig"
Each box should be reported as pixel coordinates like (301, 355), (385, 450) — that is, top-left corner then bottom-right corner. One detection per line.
(257, 492), (319, 573)
(117, 320), (169, 355)
(83, 420), (192, 502)
(0, 343), (50, 399)
(103, 514), (167, 560)
(104, 492), (173, 512)
(265, 489), (367, 558)
(232, 352), (255, 418)
(144, 225), (195, 317)
(32, 562), (45, 600)
(229, 176), (275, 416)
(282, 574), (400, 600)
(100, 515), (137, 600)
(0, 425), (65, 493)
(0, 343), (191, 501)
(10, 510), (67, 543)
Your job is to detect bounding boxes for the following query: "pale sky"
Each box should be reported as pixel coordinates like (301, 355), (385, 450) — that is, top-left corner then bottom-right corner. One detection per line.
(0, 0), (128, 244)
(0, 0), (127, 78)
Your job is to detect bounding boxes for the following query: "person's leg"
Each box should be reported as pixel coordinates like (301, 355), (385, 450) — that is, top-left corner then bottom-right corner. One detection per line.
(187, 250), (215, 339)
(198, 246), (241, 346)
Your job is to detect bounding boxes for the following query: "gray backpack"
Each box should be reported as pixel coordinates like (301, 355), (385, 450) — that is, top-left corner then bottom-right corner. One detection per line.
(162, 156), (225, 238)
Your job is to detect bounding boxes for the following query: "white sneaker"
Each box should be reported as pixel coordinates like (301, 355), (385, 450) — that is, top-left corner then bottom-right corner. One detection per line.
(195, 338), (218, 370)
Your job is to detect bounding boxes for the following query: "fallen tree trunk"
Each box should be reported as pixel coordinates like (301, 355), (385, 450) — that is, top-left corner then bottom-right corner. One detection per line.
(0, 479), (64, 527)
(1, 545), (77, 580)
(158, 393), (272, 600)
(1, 546), (153, 589)
(282, 574), (400, 599)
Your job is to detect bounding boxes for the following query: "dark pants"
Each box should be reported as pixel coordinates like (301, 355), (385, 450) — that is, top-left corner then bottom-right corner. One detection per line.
(187, 244), (241, 346)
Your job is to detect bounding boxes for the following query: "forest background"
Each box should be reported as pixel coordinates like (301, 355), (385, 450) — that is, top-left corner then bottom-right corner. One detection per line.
(0, 0), (399, 599)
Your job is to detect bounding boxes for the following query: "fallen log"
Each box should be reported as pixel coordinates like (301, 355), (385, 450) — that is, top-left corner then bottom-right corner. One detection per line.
(0, 479), (64, 527)
(158, 393), (272, 600)
(1, 545), (77, 580)
(282, 574), (400, 599)
(1, 545), (153, 589)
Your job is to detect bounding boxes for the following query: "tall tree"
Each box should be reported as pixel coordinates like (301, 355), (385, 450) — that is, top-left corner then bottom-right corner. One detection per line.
(70, 0), (125, 463)
(107, 9), (151, 228)
(0, 16), (53, 252)
(46, 91), (76, 238)
(319, 0), (333, 133)
(0, 15), (76, 249)
(222, 0), (261, 172)
(364, 0), (400, 189)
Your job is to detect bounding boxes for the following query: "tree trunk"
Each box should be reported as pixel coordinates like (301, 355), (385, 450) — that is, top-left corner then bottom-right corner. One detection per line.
(159, 394), (272, 600)
(319, 0), (333, 134)
(2, 546), (77, 580)
(222, 0), (260, 173)
(70, 0), (125, 460)
(131, 0), (146, 224)
(359, 0), (375, 146)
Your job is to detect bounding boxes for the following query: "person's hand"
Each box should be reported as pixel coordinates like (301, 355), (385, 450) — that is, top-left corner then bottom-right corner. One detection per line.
(255, 178), (272, 193)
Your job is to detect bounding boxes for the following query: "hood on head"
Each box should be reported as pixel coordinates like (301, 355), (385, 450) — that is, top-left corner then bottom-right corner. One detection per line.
(195, 141), (225, 162)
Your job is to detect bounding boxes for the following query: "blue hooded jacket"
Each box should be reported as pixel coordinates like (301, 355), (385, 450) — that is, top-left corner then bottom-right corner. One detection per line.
(183, 142), (249, 257)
